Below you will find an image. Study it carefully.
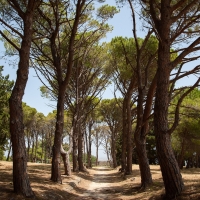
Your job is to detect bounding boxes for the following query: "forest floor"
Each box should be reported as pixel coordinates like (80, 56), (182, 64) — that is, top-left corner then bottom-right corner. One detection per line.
(1, 161), (200, 200)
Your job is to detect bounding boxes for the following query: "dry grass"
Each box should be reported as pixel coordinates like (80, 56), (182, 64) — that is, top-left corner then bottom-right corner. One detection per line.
(0, 161), (200, 199)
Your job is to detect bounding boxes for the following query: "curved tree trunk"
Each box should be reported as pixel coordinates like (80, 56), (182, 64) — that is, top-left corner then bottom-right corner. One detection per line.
(60, 145), (71, 176)
(135, 130), (152, 189)
(134, 75), (157, 188)
(8, 2), (40, 196)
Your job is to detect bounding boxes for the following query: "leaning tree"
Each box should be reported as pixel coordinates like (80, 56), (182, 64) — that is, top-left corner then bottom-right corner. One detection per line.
(0, 0), (41, 197)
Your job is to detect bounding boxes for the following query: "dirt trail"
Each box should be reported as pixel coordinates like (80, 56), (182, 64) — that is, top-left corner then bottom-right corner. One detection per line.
(77, 166), (124, 200)
(1, 162), (200, 200)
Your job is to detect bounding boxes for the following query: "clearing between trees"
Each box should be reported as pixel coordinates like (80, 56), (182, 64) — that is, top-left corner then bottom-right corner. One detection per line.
(0, 161), (200, 200)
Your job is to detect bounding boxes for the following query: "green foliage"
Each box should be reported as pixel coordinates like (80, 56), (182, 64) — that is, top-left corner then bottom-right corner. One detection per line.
(108, 37), (135, 80)
(171, 89), (200, 162)
(98, 98), (123, 125)
(97, 4), (119, 19)
(0, 66), (14, 152)
(0, 148), (4, 160)
(108, 36), (158, 83)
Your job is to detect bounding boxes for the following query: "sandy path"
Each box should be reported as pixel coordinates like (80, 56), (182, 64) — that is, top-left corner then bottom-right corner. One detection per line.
(83, 167), (110, 197)
(79, 166), (122, 199)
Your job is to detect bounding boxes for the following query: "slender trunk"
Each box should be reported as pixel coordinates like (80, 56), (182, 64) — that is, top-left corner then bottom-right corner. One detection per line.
(31, 136), (35, 162)
(96, 146), (99, 166)
(178, 138), (186, 169)
(111, 131), (117, 168)
(121, 97), (127, 171)
(88, 135), (92, 168)
(85, 130), (88, 164)
(96, 132), (98, 166)
(51, 88), (65, 182)
(134, 75), (156, 188)
(88, 122), (92, 168)
(27, 130), (31, 162)
(105, 138), (110, 161)
(135, 128), (152, 188)
(41, 130), (44, 162)
(73, 118), (78, 171)
(9, 8), (35, 197)
(35, 132), (38, 161)
(83, 132), (86, 164)
(73, 135), (78, 171)
(78, 124), (84, 171)
(126, 99), (132, 174)
(6, 141), (12, 161)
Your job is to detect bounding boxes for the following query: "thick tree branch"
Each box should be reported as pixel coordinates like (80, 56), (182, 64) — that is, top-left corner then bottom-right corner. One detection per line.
(168, 78), (200, 135)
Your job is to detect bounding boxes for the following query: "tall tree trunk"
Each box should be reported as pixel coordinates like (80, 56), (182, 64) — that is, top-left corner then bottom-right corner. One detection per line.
(96, 131), (99, 166)
(154, 4), (184, 195)
(41, 130), (44, 162)
(31, 136), (35, 162)
(134, 75), (156, 188)
(9, 5), (36, 196)
(51, 89), (65, 182)
(121, 97), (127, 172)
(111, 131), (117, 168)
(126, 99), (133, 174)
(87, 122), (93, 168)
(88, 139), (92, 167)
(34, 132), (38, 162)
(124, 78), (135, 174)
(27, 130), (30, 161)
(106, 146), (110, 162)
(78, 124), (84, 171)
(73, 118), (78, 171)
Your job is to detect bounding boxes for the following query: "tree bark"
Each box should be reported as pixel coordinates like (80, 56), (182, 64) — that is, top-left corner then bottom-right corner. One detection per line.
(96, 131), (99, 166)
(153, 4), (184, 198)
(111, 130), (117, 168)
(87, 123), (92, 168)
(9, 3), (37, 196)
(121, 97), (128, 172)
(60, 145), (71, 176)
(51, 88), (65, 182)
(135, 130), (152, 189)
(154, 48), (184, 199)
(123, 78), (135, 174)
(134, 75), (157, 188)
(78, 124), (84, 171)
(126, 97), (133, 174)
(73, 118), (78, 171)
